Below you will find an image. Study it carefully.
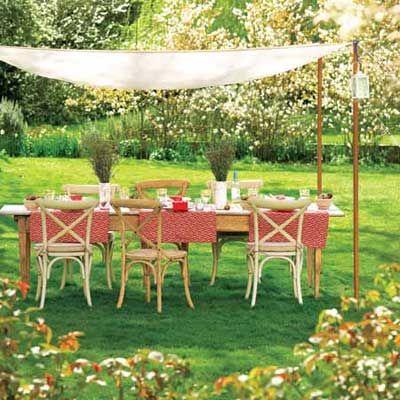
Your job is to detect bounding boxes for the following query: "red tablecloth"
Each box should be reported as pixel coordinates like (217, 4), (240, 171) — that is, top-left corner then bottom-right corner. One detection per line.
(30, 210), (110, 244)
(248, 210), (329, 249)
(139, 210), (217, 243)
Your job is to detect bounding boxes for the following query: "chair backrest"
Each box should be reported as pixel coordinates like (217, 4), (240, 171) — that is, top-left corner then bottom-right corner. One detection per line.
(35, 199), (98, 252)
(135, 180), (190, 199)
(63, 184), (120, 197)
(249, 201), (309, 251)
(207, 179), (263, 190)
(111, 199), (162, 252)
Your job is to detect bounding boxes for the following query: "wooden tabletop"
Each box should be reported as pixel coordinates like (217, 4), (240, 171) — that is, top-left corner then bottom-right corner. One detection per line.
(0, 203), (345, 218)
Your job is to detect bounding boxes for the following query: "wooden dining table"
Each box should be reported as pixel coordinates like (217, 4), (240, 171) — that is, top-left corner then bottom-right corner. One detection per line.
(0, 203), (344, 298)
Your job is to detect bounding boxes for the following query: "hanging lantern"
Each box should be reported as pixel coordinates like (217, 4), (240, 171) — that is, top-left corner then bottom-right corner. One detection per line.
(351, 72), (370, 99)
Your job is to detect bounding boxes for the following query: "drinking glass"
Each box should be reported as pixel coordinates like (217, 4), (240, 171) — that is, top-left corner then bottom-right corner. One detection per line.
(156, 188), (168, 201)
(195, 198), (204, 211)
(201, 189), (211, 204)
(55, 194), (68, 201)
(247, 187), (259, 198)
(299, 188), (310, 199)
(44, 190), (55, 200)
(120, 187), (130, 200)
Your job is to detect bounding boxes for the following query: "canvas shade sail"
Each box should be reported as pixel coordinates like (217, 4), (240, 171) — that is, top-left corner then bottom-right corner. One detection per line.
(0, 43), (347, 90)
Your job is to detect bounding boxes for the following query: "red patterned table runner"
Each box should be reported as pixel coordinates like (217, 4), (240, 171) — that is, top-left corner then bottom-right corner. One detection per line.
(249, 210), (329, 249)
(139, 210), (217, 243)
(30, 210), (110, 244)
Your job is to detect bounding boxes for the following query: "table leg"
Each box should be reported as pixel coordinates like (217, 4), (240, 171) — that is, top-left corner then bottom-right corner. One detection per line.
(314, 248), (322, 298)
(306, 247), (315, 288)
(16, 216), (31, 283)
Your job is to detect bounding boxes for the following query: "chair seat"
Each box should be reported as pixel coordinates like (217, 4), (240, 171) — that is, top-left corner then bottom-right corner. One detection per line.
(35, 243), (91, 254)
(247, 242), (300, 253)
(126, 248), (187, 261)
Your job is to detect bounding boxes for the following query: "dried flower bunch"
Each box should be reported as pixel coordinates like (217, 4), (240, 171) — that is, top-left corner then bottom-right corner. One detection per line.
(81, 130), (119, 183)
(205, 139), (235, 182)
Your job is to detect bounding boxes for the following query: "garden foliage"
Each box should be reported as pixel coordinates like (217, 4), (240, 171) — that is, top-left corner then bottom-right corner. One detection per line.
(1, 0), (399, 163)
(62, 0), (400, 163)
(0, 98), (25, 156)
(1, 263), (399, 399)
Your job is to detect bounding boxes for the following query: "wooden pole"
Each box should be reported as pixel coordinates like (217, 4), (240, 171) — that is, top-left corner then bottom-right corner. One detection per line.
(317, 58), (323, 195)
(352, 41), (360, 301)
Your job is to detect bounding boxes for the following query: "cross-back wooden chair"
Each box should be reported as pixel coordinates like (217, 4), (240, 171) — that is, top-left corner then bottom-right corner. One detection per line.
(135, 180), (190, 199)
(34, 198), (98, 308)
(112, 199), (194, 313)
(62, 184), (120, 289)
(246, 200), (310, 307)
(206, 179), (264, 286)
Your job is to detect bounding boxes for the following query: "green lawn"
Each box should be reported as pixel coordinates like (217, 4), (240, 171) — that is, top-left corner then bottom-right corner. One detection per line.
(323, 132), (400, 145)
(0, 158), (399, 394)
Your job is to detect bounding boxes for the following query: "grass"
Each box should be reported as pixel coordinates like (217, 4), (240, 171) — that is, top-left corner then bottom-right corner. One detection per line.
(323, 132), (400, 145)
(0, 158), (399, 394)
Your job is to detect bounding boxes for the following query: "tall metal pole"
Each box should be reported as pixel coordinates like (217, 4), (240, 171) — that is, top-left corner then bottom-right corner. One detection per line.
(317, 58), (323, 195)
(352, 41), (360, 301)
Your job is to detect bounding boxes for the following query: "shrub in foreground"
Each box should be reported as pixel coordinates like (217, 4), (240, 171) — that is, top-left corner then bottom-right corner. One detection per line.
(1, 263), (399, 399)
(216, 263), (400, 399)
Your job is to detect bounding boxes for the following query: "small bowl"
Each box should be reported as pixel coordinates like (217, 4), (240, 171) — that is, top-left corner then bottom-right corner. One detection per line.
(170, 195), (182, 202)
(70, 194), (83, 201)
(172, 201), (188, 212)
(24, 199), (39, 211)
(317, 198), (332, 210)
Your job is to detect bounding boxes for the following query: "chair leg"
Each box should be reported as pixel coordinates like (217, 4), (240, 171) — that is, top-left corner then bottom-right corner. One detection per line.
(39, 259), (48, 309)
(210, 241), (220, 285)
(251, 255), (259, 307)
(296, 269), (303, 305)
(156, 268), (163, 313)
(109, 241), (115, 282)
(291, 263), (298, 299)
(180, 243), (190, 286)
(105, 243), (113, 290)
(245, 254), (253, 299)
(83, 255), (92, 307)
(36, 274), (42, 301)
(35, 258), (42, 301)
(144, 265), (151, 303)
(182, 258), (194, 309)
(117, 259), (127, 308)
(296, 256), (303, 305)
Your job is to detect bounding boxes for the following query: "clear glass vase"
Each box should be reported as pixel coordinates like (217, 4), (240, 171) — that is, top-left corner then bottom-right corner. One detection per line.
(99, 182), (111, 209)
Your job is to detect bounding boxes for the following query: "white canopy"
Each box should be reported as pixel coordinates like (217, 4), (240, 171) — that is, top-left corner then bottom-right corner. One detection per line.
(0, 43), (347, 90)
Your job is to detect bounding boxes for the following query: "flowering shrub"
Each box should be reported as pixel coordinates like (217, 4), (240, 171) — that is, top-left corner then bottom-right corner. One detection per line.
(0, 279), (193, 399)
(215, 263), (400, 399)
(61, 0), (400, 163)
